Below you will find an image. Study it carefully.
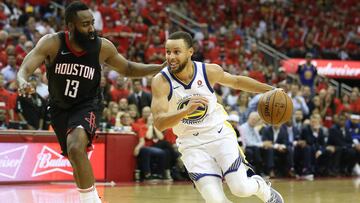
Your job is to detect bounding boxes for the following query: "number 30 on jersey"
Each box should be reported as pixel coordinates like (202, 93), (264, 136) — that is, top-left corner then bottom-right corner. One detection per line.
(64, 79), (79, 98)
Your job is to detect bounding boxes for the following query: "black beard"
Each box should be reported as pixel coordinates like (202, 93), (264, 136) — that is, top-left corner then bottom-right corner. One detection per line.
(73, 28), (97, 51)
(170, 60), (188, 74)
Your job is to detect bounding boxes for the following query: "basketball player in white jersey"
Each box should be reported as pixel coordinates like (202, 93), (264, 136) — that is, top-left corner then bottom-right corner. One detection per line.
(151, 31), (284, 203)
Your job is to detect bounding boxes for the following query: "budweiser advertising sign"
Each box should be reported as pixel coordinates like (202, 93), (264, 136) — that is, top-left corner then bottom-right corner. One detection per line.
(282, 59), (360, 79)
(0, 143), (104, 182)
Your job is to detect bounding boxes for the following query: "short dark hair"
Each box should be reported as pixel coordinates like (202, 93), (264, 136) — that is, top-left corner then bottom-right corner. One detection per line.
(168, 31), (193, 48)
(65, 1), (89, 25)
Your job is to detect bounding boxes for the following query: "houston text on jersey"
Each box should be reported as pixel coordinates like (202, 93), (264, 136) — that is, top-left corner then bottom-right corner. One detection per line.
(54, 63), (95, 80)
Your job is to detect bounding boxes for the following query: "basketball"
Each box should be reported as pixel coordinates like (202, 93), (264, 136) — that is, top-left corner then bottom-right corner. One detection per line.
(257, 89), (293, 125)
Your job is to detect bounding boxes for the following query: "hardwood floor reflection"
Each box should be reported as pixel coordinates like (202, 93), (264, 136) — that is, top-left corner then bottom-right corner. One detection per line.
(0, 178), (359, 203)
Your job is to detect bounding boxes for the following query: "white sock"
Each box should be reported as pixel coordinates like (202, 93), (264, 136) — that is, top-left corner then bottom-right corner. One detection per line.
(78, 185), (101, 203)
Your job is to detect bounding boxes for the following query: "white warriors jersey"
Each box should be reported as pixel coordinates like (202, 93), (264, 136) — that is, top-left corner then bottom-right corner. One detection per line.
(160, 61), (228, 139)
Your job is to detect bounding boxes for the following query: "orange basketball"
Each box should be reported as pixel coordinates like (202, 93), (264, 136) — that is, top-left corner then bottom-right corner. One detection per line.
(257, 89), (293, 125)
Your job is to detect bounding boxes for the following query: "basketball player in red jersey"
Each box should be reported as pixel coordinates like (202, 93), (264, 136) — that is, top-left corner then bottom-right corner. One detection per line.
(17, 1), (165, 203)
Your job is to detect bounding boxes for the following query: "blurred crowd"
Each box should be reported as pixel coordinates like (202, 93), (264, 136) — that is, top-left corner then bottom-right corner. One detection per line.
(0, 0), (359, 181)
(172, 0), (360, 60)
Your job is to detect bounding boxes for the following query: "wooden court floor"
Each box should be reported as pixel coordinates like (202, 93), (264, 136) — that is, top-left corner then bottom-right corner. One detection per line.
(1, 178), (359, 203)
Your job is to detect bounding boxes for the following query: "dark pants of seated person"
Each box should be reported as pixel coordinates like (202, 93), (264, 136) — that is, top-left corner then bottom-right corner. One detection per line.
(262, 148), (275, 176)
(339, 147), (358, 175)
(137, 146), (166, 177)
(314, 150), (332, 176)
(294, 145), (315, 175)
(274, 147), (294, 176)
(152, 140), (180, 169)
(245, 146), (264, 174)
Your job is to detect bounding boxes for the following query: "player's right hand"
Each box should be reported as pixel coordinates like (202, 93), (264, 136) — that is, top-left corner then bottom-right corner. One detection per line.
(184, 96), (209, 114)
(18, 82), (35, 97)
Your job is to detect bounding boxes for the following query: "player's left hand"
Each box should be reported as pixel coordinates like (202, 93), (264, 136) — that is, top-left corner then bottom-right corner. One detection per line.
(18, 82), (35, 97)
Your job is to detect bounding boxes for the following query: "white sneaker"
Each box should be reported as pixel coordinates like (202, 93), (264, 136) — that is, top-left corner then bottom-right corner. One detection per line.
(301, 174), (314, 181)
(94, 188), (102, 203)
(252, 175), (284, 203)
(353, 163), (360, 176)
(163, 169), (173, 182)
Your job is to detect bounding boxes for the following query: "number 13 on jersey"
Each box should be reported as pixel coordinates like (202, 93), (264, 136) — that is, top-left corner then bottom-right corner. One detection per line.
(64, 79), (79, 98)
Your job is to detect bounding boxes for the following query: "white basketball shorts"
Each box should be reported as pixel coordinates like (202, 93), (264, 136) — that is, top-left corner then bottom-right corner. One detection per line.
(178, 122), (242, 181)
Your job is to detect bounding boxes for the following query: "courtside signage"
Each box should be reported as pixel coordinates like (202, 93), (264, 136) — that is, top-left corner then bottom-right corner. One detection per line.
(0, 143), (104, 182)
(282, 59), (360, 79)
(0, 146), (27, 179)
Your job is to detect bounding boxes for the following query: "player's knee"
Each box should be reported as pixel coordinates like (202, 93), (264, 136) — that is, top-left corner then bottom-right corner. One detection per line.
(67, 144), (87, 162)
(227, 179), (252, 197)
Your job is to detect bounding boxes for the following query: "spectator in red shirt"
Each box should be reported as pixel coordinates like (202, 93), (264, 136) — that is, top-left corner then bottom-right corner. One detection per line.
(316, 77), (329, 93)
(163, 128), (177, 145)
(102, 16), (136, 53)
(225, 31), (242, 50)
(110, 76), (129, 102)
(248, 59), (266, 83)
(17, 40), (34, 63)
(321, 93), (337, 128)
(128, 104), (140, 122)
(2, 44), (22, 69)
(203, 41), (219, 62)
(145, 35), (165, 64)
(132, 16), (148, 44)
(132, 106), (152, 140)
(0, 31), (9, 69)
(349, 91), (360, 114)
(0, 4), (7, 27)
(338, 94), (352, 113)
(15, 34), (27, 56)
(0, 73), (15, 121)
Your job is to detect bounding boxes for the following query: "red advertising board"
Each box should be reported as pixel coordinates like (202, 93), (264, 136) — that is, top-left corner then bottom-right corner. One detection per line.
(0, 143), (105, 182)
(282, 58), (360, 79)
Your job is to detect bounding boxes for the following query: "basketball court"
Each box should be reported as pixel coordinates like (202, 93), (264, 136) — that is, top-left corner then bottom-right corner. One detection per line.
(1, 178), (359, 203)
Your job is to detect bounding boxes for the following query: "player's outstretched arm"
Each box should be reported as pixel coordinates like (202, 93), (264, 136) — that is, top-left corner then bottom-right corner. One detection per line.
(207, 64), (274, 93)
(151, 74), (208, 131)
(17, 34), (57, 95)
(101, 38), (165, 77)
